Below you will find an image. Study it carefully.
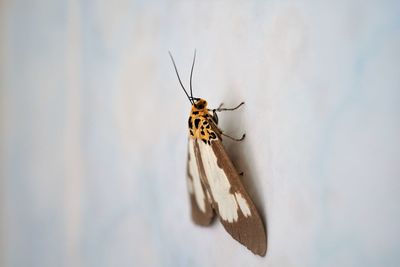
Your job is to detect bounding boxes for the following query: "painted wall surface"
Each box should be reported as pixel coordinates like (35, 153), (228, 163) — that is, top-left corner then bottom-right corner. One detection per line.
(1, 1), (400, 266)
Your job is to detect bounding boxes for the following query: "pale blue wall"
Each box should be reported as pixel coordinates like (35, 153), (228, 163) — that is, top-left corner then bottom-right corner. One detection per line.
(1, 0), (400, 267)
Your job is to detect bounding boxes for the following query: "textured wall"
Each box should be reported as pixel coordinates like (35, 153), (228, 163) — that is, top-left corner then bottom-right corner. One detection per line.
(1, 0), (400, 266)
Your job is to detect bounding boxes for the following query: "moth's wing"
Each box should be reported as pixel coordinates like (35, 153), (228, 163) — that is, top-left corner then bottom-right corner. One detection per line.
(194, 138), (267, 256)
(187, 138), (215, 226)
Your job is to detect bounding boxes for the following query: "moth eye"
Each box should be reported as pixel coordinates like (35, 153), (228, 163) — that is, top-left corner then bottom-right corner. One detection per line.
(212, 112), (219, 124)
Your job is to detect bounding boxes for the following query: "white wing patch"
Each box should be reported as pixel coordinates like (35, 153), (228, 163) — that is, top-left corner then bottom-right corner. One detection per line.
(235, 192), (251, 217)
(188, 139), (206, 212)
(198, 140), (252, 222)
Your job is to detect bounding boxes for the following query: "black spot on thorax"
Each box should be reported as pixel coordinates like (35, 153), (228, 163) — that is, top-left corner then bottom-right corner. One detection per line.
(188, 117), (193, 129)
(194, 118), (200, 129)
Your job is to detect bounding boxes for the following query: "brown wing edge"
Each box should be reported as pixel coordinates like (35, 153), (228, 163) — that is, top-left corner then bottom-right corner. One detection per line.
(210, 140), (267, 256)
(187, 141), (215, 226)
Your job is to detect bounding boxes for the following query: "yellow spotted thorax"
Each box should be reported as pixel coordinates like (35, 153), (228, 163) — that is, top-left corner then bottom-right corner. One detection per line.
(188, 99), (218, 144)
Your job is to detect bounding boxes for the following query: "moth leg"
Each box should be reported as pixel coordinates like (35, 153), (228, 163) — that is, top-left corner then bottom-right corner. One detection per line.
(207, 102), (244, 113)
(208, 102), (245, 125)
(206, 102), (224, 112)
(221, 132), (246, 142)
(215, 101), (244, 112)
(207, 120), (245, 142)
(216, 102), (224, 110)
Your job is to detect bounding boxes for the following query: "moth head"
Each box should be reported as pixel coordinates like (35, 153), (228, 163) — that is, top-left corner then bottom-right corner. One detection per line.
(192, 98), (208, 111)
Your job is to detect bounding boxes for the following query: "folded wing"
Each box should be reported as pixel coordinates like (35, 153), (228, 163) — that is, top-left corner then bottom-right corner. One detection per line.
(194, 138), (267, 256)
(187, 138), (215, 226)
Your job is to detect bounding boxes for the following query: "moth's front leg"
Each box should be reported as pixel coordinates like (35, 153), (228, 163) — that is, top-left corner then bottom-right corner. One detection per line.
(213, 102), (245, 112)
(208, 102), (245, 125)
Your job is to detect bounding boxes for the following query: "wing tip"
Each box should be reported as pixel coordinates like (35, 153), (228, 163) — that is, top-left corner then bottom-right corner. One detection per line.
(242, 229), (267, 257)
(191, 211), (214, 226)
(252, 241), (267, 257)
(220, 212), (268, 257)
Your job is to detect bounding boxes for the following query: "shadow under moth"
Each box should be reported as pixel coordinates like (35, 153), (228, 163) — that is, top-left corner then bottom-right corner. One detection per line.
(169, 51), (267, 256)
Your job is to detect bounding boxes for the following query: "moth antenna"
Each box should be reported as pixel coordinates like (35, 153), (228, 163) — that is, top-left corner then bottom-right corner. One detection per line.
(168, 51), (193, 105)
(189, 49), (197, 100)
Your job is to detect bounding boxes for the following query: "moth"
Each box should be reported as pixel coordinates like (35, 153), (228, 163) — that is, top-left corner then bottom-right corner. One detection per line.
(169, 51), (267, 256)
